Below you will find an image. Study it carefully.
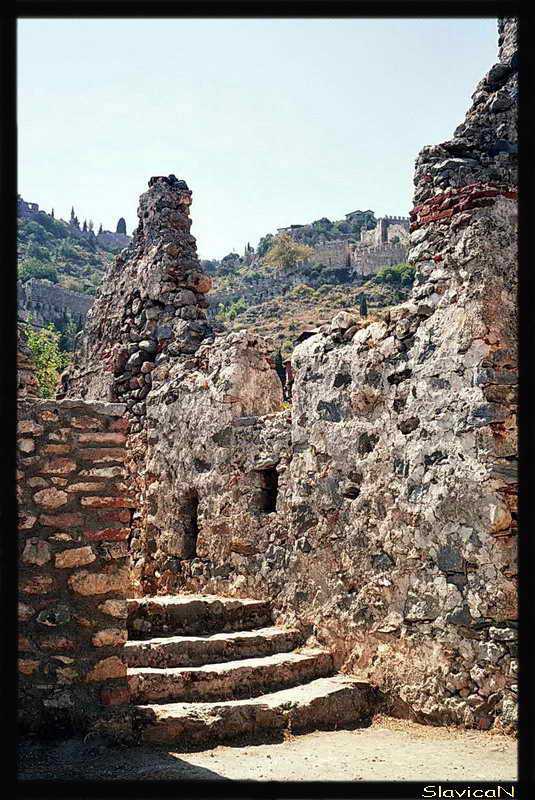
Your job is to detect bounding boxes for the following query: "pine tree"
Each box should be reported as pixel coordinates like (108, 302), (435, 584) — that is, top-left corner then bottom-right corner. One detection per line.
(51, 208), (54, 218)
(116, 217), (127, 235)
(359, 293), (368, 318)
(82, 220), (87, 233)
(98, 223), (103, 235)
(70, 207), (75, 221)
(88, 219), (94, 232)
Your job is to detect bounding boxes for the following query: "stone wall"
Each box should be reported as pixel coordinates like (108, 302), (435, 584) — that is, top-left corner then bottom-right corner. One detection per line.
(123, 18), (517, 731)
(18, 279), (93, 329)
(305, 217), (409, 274)
(62, 18), (518, 733)
(309, 239), (351, 268)
(350, 241), (409, 276)
(360, 217), (410, 246)
(96, 230), (131, 251)
(17, 397), (135, 737)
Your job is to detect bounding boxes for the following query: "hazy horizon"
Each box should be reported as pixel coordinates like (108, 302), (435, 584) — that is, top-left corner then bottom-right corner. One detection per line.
(18, 17), (498, 259)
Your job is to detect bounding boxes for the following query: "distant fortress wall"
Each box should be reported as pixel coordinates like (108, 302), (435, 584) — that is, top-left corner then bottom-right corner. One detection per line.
(18, 279), (94, 328)
(308, 216), (410, 275)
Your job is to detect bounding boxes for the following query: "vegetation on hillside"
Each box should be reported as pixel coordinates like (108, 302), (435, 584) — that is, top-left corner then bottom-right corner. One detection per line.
(219, 271), (412, 358)
(372, 262), (415, 287)
(262, 233), (315, 271)
(282, 211), (377, 246)
(22, 322), (71, 398)
(17, 208), (117, 296)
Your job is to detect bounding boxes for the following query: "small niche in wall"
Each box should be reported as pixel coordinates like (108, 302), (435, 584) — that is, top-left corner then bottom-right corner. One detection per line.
(257, 467), (279, 513)
(182, 489), (200, 558)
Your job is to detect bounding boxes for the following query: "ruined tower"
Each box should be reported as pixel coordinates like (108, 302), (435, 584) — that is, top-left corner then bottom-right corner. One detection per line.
(61, 175), (214, 427)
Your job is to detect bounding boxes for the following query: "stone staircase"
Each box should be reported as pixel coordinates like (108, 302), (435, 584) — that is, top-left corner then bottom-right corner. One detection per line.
(126, 594), (376, 747)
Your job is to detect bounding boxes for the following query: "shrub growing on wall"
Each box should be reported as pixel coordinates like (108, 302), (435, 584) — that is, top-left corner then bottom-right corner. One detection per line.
(23, 322), (71, 398)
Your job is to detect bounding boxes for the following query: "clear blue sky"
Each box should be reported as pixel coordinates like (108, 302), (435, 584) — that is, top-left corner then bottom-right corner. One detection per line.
(18, 18), (497, 259)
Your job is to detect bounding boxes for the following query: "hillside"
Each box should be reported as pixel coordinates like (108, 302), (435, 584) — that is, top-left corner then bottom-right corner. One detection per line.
(17, 196), (131, 298)
(17, 195), (411, 357)
(214, 263), (414, 356)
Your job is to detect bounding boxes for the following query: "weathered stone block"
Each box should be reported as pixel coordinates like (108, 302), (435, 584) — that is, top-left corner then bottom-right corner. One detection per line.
(80, 496), (132, 509)
(39, 512), (83, 529)
(18, 439), (35, 453)
(98, 599), (128, 618)
(92, 628), (128, 647)
(33, 487), (68, 509)
(84, 528), (130, 541)
(21, 538), (51, 566)
(55, 546), (96, 569)
(76, 432), (127, 445)
(86, 656), (126, 682)
(68, 566), (130, 596)
(40, 457), (77, 474)
(20, 575), (56, 595)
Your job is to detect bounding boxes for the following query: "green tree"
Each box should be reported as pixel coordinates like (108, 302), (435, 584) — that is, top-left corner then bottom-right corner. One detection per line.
(359, 293), (368, 318)
(262, 233), (314, 271)
(23, 323), (71, 398)
(372, 262), (415, 288)
(18, 259), (59, 283)
(116, 217), (127, 235)
(257, 233), (274, 258)
(60, 320), (79, 352)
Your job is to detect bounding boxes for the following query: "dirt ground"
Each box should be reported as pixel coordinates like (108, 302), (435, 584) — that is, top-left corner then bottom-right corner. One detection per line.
(18, 715), (517, 783)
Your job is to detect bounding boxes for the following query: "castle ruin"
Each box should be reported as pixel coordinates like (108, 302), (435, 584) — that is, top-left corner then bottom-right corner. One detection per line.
(17, 18), (517, 744)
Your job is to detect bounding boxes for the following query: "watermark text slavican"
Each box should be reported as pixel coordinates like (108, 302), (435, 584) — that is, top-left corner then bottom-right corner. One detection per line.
(422, 787), (515, 798)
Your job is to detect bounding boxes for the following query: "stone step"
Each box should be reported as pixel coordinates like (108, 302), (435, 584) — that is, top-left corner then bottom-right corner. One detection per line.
(125, 626), (304, 668)
(127, 594), (272, 638)
(135, 675), (376, 747)
(128, 648), (334, 704)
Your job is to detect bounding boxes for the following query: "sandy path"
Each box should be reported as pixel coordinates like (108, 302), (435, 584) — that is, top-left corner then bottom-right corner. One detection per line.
(18, 716), (516, 782)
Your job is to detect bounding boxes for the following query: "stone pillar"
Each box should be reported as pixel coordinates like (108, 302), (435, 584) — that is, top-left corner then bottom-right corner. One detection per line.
(61, 175), (213, 428)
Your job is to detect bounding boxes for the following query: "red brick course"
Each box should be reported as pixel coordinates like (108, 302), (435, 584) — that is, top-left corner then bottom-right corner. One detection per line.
(410, 182), (517, 232)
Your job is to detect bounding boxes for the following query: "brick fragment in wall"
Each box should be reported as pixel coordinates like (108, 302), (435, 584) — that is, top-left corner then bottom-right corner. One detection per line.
(84, 528), (130, 541)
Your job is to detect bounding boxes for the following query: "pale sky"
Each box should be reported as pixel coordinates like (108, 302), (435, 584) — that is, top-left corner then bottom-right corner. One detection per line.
(17, 17), (498, 259)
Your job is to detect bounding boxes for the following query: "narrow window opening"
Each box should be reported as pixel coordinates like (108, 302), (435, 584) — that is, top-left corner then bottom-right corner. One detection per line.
(182, 489), (200, 557)
(259, 467), (278, 513)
